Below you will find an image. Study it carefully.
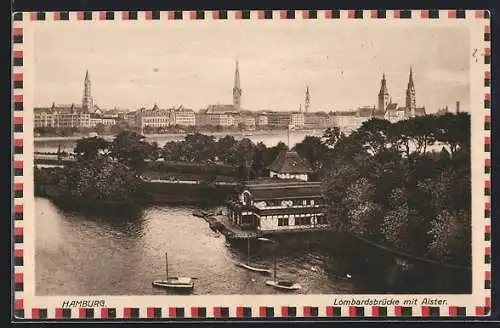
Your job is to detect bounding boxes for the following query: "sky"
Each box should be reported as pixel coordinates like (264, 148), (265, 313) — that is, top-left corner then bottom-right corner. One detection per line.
(34, 21), (470, 113)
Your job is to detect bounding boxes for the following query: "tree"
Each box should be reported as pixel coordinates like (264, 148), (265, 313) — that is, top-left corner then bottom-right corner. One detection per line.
(293, 136), (329, 171)
(109, 131), (152, 172)
(230, 138), (256, 180)
(215, 135), (238, 164)
(342, 177), (382, 236)
(162, 141), (184, 162)
(73, 137), (109, 161)
(54, 157), (143, 201)
(380, 188), (410, 250)
(181, 133), (217, 163)
(356, 118), (392, 155)
(435, 113), (470, 156)
(322, 126), (343, 148)
(148, 142), (160, 161)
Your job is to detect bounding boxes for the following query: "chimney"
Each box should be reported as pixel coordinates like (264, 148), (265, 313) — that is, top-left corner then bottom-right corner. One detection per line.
(456, 101), (460, 114)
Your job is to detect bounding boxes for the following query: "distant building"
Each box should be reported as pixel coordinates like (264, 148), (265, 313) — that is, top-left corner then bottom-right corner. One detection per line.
(268, 151), (312, 181)
(436, 105), (449, 116)
(237, 115), (256, 129)
(196, 109), (236, 127)
(384, 103), (406, 123)
(290, 112), (305, 128)
(256, 114), (268, 127)
(136, 104), (172, 129)
(304, 112), (330, 129)
(172, 107), (196, 126)
(329, 110), (367, 134)
(267, 112), (291, 128)
(226, 151), (328, 232)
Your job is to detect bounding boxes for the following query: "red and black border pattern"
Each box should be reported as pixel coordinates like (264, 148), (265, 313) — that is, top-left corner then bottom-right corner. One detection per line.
(11, 9), (491, 319)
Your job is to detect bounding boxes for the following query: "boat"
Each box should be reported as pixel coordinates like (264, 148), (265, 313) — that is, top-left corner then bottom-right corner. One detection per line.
(265, 248), (302, 291)
(265, 280), (302, 290)
(152, 252), (195, 291)
(238, 262), (273, 274)
(237, 236), (272, 274)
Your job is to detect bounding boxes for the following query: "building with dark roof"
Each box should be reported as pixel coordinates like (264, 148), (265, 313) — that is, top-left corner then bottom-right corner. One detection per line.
(267, 151), (312, 181)
(226, 151), (328, 233)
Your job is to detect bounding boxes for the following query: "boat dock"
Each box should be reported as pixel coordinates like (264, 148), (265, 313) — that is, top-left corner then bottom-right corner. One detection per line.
(203, 214), (332, 241)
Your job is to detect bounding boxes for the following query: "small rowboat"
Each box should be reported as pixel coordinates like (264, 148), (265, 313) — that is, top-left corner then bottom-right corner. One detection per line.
(238, 236), (273, 274)
(266, 280), (302, 291)
(238, 262), (272, 274)
(152, 277), (194, 290)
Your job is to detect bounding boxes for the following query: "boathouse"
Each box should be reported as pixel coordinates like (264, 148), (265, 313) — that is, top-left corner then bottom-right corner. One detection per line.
(226, 151), (329, 233)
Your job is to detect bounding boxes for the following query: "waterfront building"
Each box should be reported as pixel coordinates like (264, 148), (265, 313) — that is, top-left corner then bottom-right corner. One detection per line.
(290, 112), (305, 128)
(256, 114), (268, 127)
(330, 110), (368, 134)
(267, 112), (290, 128)
(172, 107), (196, 126)
(236, 115), (256, 129)
(196, 109), (236, 127)
(125, 110), (138, 127)
(226, 151), (328, 232)
(304, 112), (330, 129)
(89, 113), (103, 127)
(136, 104), (172, 129)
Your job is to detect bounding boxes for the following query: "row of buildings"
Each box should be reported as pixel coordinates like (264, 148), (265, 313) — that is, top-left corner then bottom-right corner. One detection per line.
(34, 63), (449, 135)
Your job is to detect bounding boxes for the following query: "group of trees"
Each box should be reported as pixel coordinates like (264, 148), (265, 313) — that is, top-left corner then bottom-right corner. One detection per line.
(321, 113), (471, 266)
(36, 131), (153, 201)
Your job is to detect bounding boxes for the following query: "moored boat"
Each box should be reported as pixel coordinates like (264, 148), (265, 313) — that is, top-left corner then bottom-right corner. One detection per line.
(238, 262), (273, 274)
(152, 277), (194, 289)
(152, 252), (195, 291)
(265, 280), (302, 290)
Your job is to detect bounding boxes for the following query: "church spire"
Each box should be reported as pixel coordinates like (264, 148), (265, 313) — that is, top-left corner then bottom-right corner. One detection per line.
(232, 60), (242, 110)
(82, 69), (93, 112)
(305, 86), (310, 113)
(406, 66), (416, 114)
(378, 73), (390, 111)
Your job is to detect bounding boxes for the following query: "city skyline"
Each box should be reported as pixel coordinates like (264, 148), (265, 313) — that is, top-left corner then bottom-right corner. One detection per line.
(34, 22), (470, 112)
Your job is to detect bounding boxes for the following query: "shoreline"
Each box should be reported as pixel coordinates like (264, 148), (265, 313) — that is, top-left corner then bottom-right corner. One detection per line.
(33, 129), (324, 142)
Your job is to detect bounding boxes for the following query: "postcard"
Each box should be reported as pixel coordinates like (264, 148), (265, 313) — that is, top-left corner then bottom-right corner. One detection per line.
(12, 9), (491, 320)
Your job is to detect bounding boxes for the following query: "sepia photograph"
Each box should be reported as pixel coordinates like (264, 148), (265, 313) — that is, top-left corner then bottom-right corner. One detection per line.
(31, 19), (473, 297)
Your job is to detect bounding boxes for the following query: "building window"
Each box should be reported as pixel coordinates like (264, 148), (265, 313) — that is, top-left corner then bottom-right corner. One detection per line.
(296, 217), (311, 226)
(278, 218), (289, 226)
(310, 199), (315, 205)
(303, 199), (307, 206)
(317, 216), (327, 225)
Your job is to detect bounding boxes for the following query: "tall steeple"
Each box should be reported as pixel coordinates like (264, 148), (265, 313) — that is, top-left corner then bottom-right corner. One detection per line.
(82, 70), (93, 111)
(305, 86), (310, 113)
(405, 66), (416, 115)
(378, 73), (390, 111)
(232, 60), (242, 110)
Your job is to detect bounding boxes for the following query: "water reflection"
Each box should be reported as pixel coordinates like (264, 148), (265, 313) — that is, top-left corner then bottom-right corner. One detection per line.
(35, 197), (470, 296)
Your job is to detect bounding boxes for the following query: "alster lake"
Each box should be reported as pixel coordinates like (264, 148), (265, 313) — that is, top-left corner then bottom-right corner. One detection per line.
(35, 197), (470, 295)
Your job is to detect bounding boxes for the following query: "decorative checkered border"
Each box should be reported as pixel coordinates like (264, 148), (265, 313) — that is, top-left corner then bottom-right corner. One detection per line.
(11, 9), (491, 320)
